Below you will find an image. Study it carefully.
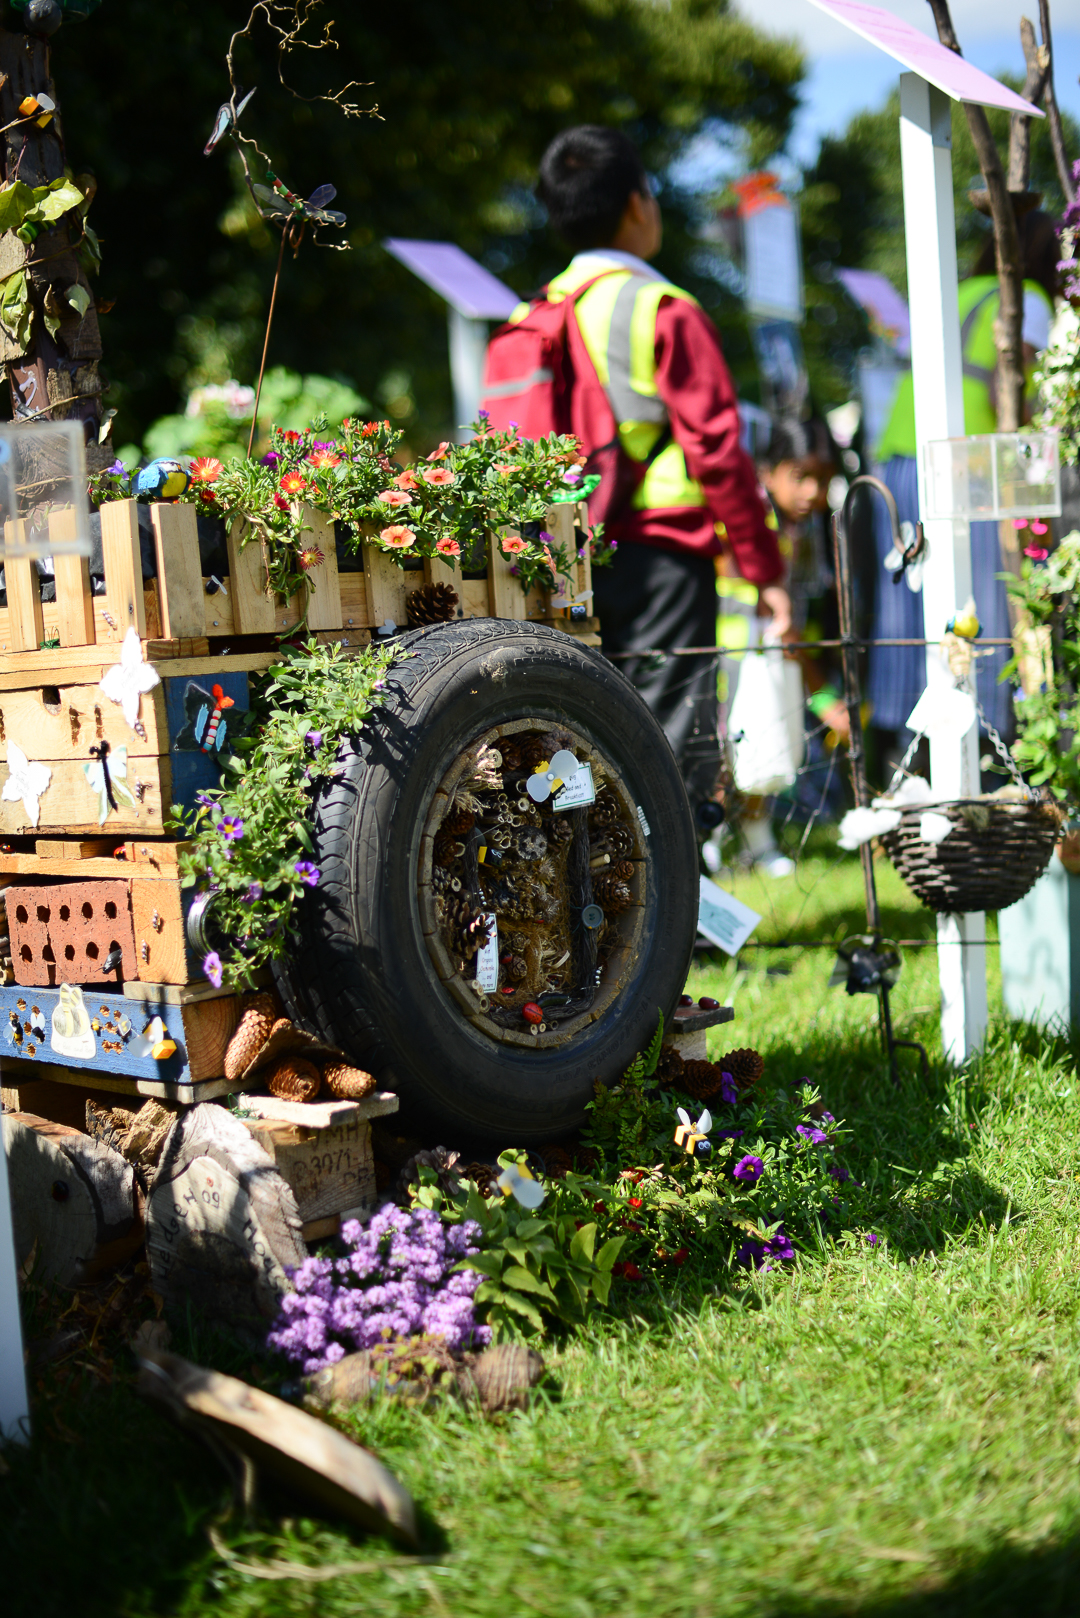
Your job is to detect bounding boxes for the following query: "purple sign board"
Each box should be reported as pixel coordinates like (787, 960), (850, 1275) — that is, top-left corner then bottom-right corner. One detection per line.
(384, 239), (520, 321)
(837, 267), (911, 357)
(807, 0), (1043, 115)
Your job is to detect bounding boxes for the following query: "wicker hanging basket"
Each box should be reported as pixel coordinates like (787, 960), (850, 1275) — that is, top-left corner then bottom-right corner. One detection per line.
(879, 797), (1064, 913)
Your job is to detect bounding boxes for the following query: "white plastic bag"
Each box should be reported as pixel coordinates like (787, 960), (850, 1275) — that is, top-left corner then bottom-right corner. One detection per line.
(728, 630), (805, 795)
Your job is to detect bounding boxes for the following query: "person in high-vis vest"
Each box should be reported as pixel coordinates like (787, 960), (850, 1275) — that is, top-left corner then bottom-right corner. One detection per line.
(868, 208), (1059, 776)
(532, 126), (791, 815)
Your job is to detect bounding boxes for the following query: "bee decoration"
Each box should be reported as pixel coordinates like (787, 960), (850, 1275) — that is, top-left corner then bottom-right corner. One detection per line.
(675, 1106), (713, 1159)
(28, 1008), (45, 1039)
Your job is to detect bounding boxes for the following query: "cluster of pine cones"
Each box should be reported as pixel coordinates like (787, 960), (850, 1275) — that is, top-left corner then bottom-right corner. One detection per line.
(656, 1044), (764, 1101)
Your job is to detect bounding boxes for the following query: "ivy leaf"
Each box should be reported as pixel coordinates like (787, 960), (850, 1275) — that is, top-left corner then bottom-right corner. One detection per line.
(0, 270), (31, 350)
(66, 284), (92, 319)
(24, 178), (84, 225)
(0, 181), (34, 233)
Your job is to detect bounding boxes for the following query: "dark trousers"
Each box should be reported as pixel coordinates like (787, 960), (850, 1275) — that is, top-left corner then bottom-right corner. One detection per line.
(593, 541), (720, 805)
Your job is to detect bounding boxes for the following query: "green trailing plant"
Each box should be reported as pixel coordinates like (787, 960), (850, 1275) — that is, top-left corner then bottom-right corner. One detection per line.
(174, 635), (397, 989)
(1004, 531), (1080, 806)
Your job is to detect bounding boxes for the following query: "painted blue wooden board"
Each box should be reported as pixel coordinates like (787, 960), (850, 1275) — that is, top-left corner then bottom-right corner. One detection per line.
(161, 671), (250, 815)
(1000, 858), (1080, 1031)
(0, 983), (193, 1085)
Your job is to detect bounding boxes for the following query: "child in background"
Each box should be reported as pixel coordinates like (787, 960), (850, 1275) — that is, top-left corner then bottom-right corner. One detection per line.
(713, 417), (847, 876)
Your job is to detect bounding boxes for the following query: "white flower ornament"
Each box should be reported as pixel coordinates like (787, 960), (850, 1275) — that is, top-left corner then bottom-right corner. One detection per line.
(496, 1161), (546, 1209)
(526, 749), (581, 804)
(2, 740), (52, 827)
(99, 626), (160, 730)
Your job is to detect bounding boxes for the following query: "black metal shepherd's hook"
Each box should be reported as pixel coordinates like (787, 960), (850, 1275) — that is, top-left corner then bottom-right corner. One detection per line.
(832, 477), (930, 1085)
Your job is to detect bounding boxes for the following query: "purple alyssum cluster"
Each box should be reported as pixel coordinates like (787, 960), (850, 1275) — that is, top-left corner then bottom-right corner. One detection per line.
(267, 1204), (491, 1374)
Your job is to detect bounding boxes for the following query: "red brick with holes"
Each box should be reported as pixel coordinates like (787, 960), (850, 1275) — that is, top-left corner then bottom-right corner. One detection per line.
(3, 880), (137, 986)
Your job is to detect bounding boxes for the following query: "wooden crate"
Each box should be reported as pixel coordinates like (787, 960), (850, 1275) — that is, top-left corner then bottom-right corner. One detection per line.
(238, 1091), (400, 1239)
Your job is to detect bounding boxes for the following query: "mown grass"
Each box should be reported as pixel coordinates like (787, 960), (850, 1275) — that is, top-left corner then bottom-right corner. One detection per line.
(6, 845), (1080, 1617)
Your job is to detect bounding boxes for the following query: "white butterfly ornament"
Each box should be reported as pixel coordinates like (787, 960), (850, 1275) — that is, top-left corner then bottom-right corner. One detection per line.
(99, 626), (160, 730)
(2, 739), (52, 827)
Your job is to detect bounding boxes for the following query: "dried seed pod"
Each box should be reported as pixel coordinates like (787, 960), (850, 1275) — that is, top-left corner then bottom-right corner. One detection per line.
(323, 1061), (376, 1100)
(504, 954), (528, 982)
(434, 832), (465, 867)
(406, 580), (460, 627)
(267, 1056), (322, 1103)
(513, 826), (548, 861)
(431, 865), (452, 896)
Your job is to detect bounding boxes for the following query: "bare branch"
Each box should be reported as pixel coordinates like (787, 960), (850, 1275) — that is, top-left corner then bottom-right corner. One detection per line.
(926, 0), (1026, 430)
(1006, 17), (1049, 193)
(225, 2), (378, 123)
(1038, 0), (1076, 206)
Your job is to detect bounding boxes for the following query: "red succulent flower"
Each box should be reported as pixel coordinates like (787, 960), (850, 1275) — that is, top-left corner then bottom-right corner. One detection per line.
(280, 471), (307, 494)
(189, 456), (223, 483)
(298, 545), (325, 571)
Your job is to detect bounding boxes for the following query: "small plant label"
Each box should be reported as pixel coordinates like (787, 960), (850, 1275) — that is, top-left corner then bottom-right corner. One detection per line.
(475, 914), (500, 992)
(697, 875), (761, 956)
(553, 762), (596, 812)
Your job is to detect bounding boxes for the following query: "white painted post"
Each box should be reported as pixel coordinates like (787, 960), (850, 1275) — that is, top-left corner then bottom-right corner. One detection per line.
(0, 1117), (30, 1441)
(447, 307), (489, 443)
(899, 71), (988, 1061)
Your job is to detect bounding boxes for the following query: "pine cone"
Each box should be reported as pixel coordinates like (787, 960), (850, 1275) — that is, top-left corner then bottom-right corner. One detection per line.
(499, 739), (523, 773)
(718, 1047), (764, 1091)
(548, 816), (573, 844)
(434, 831), (465, 868)
(655, 1045), (685, 1087)
(324, 1062), (376, 1100)
(521, 733), (559, 771)
(504, 954), (528, 982)
(267, 1056), (322, 1102)
(406, 581), (459, 627)
(589, 791), (620, 827)
(591, 824), (634, 859)
(442, 807), (476, 836)
(224, 992), (277, 1082)
(681, 1060), (723, 1101)
(462, 1161), (497, 1198)
(592, 872), (632, 911)
(610, 860), (634, 881)
(444, 895), (491, 961)
(541, 1145), (574, 1179)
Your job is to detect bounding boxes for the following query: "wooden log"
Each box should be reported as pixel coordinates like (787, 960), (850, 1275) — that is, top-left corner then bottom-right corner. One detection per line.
(99, 499), (147, 639)
(5, 556), (44, 653)
(488, 529), (527, 620)
(226, 519), (276, 634)
(150, 503), (205, 640)
(1, 1074), (141, 1130)
(300, 507), (343, 631)
(0, 979), (240, 1084)
(145, 1104), (307, 1335)
(3, 1110), (138, 1284)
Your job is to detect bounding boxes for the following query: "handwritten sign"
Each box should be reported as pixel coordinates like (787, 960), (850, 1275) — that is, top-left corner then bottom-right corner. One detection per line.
(553, 761), (597, 812)
(475, 914), (500, 993)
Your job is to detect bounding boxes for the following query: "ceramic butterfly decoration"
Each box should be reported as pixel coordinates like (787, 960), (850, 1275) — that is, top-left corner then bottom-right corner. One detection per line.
(99, 627), (161, 730)
(526, 749), (581, 804)
(2, 739), (52, 827)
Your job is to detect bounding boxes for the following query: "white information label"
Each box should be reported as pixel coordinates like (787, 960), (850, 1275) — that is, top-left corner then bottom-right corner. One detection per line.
(552, 761), (596, 812)
(697, 875), (761, 956)
(475, 913), (500, 991)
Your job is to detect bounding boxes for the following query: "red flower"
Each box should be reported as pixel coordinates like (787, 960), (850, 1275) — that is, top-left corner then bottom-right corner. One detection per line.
(672, 1247), (689, 1266)
(189, 456), (223, 483)
(593, 1199), (607, 1213)
(362, 421), (380, 437)
(273, 493), (289, 510)
(422, 467), (455, 486)
(613, 1262), (642, 1280)
(298, 545), (325, 571)
(628, 1197), (643, 1209)
(436, 536), (461, 558)
(426, 440), (451, 462)
(306, 449), (341, 471)
(378, 489), (413, 508)
(282, 430), (301, 443)
(379, 524), (415, 549)
(500, 534), (526, 555)
(280, 471), (307, 494)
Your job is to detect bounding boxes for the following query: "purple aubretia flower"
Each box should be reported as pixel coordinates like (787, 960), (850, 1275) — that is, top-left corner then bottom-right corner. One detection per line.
(477, 408), (489, 420)
(295, 860), (320, 886)
(796, 1124), (829, 1146)
(203, 951), (223, 988)
(305, 729), (323, 750)
(733, 1154), (764, 1184)
(106, 459), (125, 476)
(220, 815), (244, 842)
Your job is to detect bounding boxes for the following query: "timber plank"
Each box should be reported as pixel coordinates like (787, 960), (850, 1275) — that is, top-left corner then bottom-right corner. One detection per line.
(226, 519), (276, 634)
(151, 504), (205, 639)
(362, 540), (408, 629)
(130, 874), (199, 985)
(6, 556), (44, 652)
(0, 755), (170, 836)
(100, 499), (147, 638)
(0, 679), (167, 760)
(1, 1057), (254, 1104)
(53, 553), (96, 646)
(487, 530), (526, 621)
(302, 508), (343, 631)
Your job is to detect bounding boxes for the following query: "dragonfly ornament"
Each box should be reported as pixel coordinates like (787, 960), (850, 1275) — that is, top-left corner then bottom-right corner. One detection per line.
(2, 740), (52, 827)
(99, 628), (161, 732)
(84, 742), (136, 825)
(203, 87), (255, 157)
(252, 173), (346, 231)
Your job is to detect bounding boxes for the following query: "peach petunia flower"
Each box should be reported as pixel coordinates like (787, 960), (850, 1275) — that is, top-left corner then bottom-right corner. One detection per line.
(377, 489), (413, 507)
(189, 456), (223, 483)
(426, 441), (451, 462)
(435, 536), (461, 557)
(422, 467), (455, 486)
(395, 469), (421, 490)
(380, 525), (416, 549)
(500, 534), (526, 555)
(494, 463), (516, 477)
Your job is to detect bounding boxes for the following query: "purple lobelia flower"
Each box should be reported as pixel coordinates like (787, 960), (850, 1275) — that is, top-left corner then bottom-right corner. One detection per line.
(267, 1205), (490, 1374)
(733, 1154), (764, 1184)
(305, 729), (323, 750)
(242, 881), (263, 903)
(719, 1071), (737, 1104)
(195, 790), (217, 808)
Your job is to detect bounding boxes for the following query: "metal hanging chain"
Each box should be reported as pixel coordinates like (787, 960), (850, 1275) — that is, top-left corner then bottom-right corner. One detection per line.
(974, 695), (1030, 794)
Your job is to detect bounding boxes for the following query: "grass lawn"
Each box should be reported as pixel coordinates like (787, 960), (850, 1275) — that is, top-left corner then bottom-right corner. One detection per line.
(7, 845), (1080, 1617)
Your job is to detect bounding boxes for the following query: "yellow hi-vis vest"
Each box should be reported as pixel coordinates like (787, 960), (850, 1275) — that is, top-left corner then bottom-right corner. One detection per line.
(511, 259), (709, 514)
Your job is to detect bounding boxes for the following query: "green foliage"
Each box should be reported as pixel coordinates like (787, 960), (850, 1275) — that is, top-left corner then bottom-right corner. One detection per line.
(141, 368), (370, 464)
(1035, 318), (1080, 467)
(1004, 531), (1080, 806)
(623, 1009), (664, 1081)
(175, 635), (397, 987)
(46, 0), (803, 449)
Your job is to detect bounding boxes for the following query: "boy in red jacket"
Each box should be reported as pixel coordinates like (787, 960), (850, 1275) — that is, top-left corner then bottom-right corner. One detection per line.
(532, 126), (790, 815)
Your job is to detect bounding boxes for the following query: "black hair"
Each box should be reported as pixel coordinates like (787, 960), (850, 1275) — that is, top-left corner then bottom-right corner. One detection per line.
(972, 208), (1060, 305)
(537, 125), (648, 251)
(760, 415), (836, 471)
